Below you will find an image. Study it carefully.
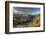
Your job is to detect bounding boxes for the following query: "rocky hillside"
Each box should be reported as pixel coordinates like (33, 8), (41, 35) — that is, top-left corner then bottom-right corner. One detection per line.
(13, 14), (40, 27)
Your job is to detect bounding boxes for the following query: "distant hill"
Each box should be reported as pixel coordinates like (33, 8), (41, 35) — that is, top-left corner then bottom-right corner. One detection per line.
(13, 14), (40, 24)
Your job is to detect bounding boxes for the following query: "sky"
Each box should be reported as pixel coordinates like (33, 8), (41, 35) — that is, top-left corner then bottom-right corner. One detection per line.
(13, 7), (40, 15)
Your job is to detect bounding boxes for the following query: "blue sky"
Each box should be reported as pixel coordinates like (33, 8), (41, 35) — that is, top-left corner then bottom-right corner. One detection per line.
(13, 7), (40, 15)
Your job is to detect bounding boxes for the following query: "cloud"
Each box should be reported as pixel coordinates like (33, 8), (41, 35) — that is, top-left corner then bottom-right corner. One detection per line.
(31, 11), (40, 15)
(13, 9), (40, 15)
